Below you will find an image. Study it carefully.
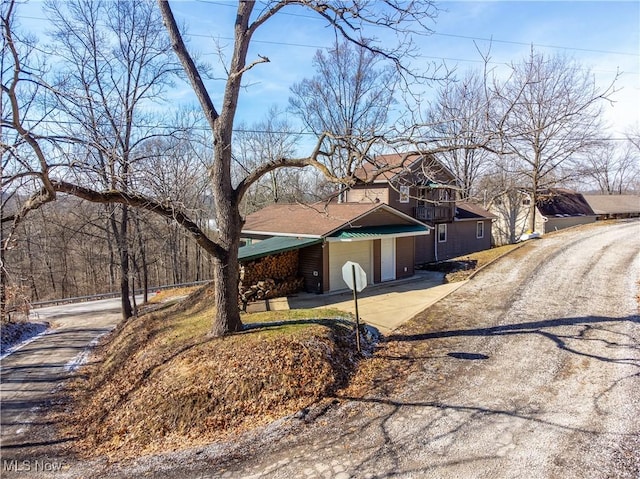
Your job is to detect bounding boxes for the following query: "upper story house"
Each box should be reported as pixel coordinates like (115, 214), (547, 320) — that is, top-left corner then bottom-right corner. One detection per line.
(344, 152), (495, 263)
(344, 152), (458, 224)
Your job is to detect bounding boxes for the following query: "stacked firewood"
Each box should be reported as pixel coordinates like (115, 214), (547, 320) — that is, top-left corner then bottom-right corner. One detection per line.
(239, 250), (304, 309)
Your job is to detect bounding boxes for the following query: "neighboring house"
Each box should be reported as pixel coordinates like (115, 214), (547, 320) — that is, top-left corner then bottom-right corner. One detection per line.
(490, 188), (597, 245)
(241, 202), (430, 293)
(344, 152), (495, 263)
(582, 195), (640, 220)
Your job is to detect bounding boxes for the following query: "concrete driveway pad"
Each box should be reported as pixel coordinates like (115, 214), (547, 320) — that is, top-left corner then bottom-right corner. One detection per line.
(264, 271), (465, 333)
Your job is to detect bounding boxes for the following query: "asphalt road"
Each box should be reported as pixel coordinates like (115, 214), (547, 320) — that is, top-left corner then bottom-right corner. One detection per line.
(2, 221), (639, 478)
(0, 298), (125, 456)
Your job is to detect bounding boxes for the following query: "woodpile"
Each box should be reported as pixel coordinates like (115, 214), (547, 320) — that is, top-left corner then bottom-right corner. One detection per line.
(241, 249), (298, 284)
(239, 250), (304, 309)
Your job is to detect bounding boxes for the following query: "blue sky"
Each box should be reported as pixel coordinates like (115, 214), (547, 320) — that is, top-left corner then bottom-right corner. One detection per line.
(14, 1), (640, 144)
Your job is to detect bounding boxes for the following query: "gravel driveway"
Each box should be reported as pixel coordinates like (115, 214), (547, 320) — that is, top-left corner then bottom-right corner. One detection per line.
(4, 220), (639, 478)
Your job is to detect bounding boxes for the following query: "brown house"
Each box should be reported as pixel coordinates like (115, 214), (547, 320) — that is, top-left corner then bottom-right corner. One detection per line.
(241, 202), (430, 293)
(345, 153), (495, 263)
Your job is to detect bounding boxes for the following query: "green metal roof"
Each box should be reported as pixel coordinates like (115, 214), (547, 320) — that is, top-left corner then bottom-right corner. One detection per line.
(331, 224), (430, 240)
(238, 236), (322, 262)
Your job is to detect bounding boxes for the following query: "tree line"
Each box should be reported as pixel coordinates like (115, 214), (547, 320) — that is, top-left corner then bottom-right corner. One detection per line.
(2, 0), (638, 332)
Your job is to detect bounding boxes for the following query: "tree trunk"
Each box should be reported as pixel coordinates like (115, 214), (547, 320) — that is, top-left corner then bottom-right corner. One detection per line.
(111, 205), (133, 319)
(210, 246), (243, 337)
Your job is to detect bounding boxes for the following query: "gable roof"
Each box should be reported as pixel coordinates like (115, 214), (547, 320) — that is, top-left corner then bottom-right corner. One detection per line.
(455, 202), (497, 221)
(242, 202), (428, 238)
(354, 152), (456, 185)
(536, 189), (596, 217)
(582, 195), (640, 215)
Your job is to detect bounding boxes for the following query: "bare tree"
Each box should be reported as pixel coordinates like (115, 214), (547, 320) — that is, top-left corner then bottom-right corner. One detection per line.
(579, 141), (640, 194)
(44, 0), (177, 318)
(426, 70), (494, 200)
(154, 1), (441, 336)
(7, 0), (502, 337)
(289, 39), (399, 177)
(496, 49), (617, 230)
(234, 107), (314, 213)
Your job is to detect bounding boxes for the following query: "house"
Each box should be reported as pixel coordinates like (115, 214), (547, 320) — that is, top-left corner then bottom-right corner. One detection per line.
(344, 153), (496, 263)
(241, 202), (430, 293)
(490, 188), (597, 245)
(582, 195), (640, 220)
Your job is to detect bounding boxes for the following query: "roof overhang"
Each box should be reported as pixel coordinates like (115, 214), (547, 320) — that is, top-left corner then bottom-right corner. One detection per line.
(241, 230), (322, 239)
(326, 224), (430, 242)
(323, 203), (431, 238)
(238, 236), (322, 262)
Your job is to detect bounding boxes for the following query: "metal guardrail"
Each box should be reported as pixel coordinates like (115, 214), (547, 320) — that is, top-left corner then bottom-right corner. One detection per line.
(29, 280), (211, 309)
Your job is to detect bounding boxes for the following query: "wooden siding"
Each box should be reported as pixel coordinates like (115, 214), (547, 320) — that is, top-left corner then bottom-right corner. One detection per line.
(396, 237), (415, 278)
(415, 234), (435, 264)
(351, 208), (413, 227)
(322, 243), (330, 292)
(373, 240), (382, 283)
(436, 220), (493, 260)
(298, 243), (324, 293)
(345, 185), (389, 204)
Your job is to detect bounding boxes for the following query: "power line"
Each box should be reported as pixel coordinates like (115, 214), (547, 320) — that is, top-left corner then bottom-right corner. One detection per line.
(3, 117), (633, 142)
(14, 8), (640, 59)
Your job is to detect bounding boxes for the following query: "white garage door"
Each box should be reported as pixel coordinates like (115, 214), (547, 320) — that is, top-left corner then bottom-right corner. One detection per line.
(329, 241), (373, 291)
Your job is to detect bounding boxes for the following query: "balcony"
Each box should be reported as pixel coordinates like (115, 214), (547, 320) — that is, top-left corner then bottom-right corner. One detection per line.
(414, 205), (454, 222)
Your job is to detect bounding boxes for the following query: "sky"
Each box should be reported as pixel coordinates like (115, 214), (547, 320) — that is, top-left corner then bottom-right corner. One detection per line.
(166, 0), (640, 141)
(13, 1), (640, 149)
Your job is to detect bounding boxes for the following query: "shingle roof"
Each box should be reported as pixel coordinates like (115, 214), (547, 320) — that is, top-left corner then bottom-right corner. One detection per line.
(455, 202), (497, 220)
(355, 152), (455, 183)
(582, 195), (640, 215)
(243, 202), (386, 237)
(536, 189), (595, 217)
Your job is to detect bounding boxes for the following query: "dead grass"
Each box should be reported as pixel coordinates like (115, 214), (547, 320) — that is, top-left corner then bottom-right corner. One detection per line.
(57, 284), (360, 459)
(147, 285), (202, 304)
(55, 242), (527, 460)
(443, 243), (522, 282)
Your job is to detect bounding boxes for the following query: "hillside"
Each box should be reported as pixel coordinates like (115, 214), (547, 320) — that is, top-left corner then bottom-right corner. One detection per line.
(57, 285), (366, 458)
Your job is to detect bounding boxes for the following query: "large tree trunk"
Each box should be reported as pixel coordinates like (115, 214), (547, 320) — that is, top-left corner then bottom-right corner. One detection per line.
(111, 204), (133, 320)
(210, 244), (243, 337)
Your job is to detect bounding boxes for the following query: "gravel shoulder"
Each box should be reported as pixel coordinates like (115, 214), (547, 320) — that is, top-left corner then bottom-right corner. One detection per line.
(3, 220), (639, 478)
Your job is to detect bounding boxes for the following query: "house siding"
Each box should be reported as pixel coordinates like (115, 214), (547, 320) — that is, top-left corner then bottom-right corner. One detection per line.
(351, 208), (414, 227)
(417, 220), (493, 263)
(539, 215), (597, 233)
(415, 234), (435, 264)
(345, 185), (389, 204)
(298, 243), (324, 294)
(396, 237), (415, 278)
(373, 240), (382, 283)
(385, 186), (413, 217)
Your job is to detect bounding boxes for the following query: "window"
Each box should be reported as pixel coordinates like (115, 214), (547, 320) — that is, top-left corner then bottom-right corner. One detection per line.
(522, 198), (531, 206)
(476, 221), (484, 239)
(399, 185), (410, 203)
(438, 189), (450, 203)
(437, 223), (447, 243)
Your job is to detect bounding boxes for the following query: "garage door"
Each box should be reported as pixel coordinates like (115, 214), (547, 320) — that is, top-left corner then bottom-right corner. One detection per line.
(329, 241), (373, 291)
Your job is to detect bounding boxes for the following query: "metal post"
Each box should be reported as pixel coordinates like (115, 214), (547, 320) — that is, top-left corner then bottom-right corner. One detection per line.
(352, 264), (361, 353)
